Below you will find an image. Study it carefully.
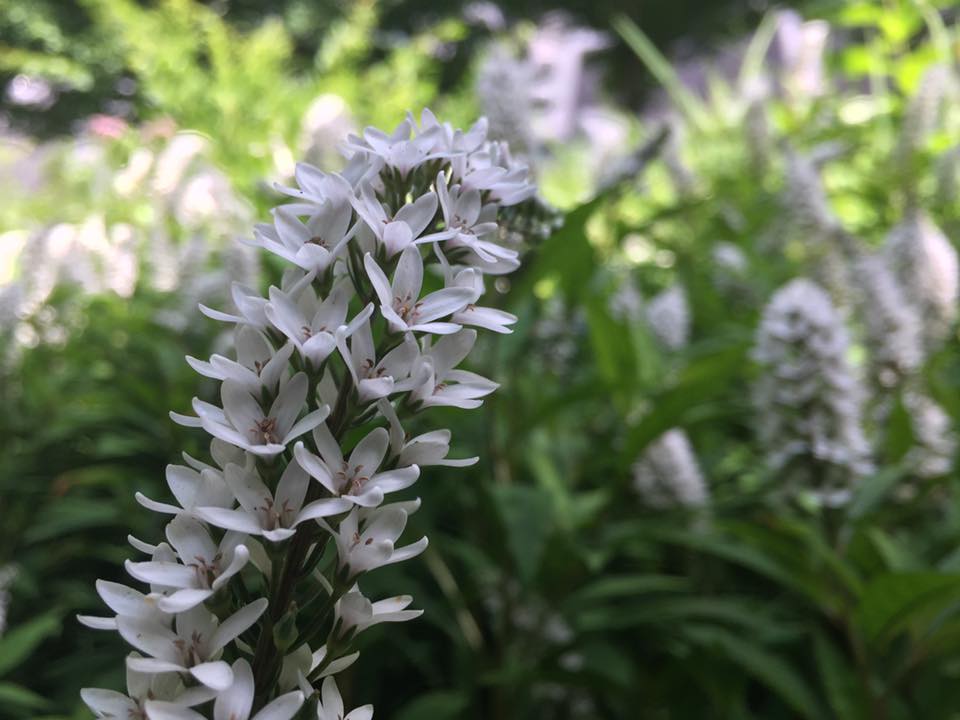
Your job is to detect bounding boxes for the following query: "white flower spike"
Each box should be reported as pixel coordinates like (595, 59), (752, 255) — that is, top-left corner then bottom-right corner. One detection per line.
(83, 110), (540, 718)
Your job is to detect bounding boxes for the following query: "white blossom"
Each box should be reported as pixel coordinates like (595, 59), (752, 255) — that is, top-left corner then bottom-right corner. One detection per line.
(645, 285), (690, 350)
(365, 247), (474, 335)
(884, 211), (959, 350)
(754, 278), (872, 499)
(175, 374), (329, 456)
(334, 591), (422, 640)
(632, 429), (708, 508)
(124, 515), (250, 612)
(854, 253), (923, 387)
(187, 326), (294, 395)
(82, 660), (214, 719)
(898, 65), (954, 161)
(322, 501), (428, 582)
(0, 565), (14, 637)
(120, 600), (267, 690)
(196, 460), (350, 541)
(903, 392), (956, 479)
(294, 425), (420, 508)
(783, 152), (837, 237)
(265, 279), (353, 367)
(252, 203), (355, 274)
(144, 659), (304, 720)
(379, 398), (478, 467)
(409, 330), (499, 409)
(351, 184), (453, 258)
(476, 43), (539, 159)
(335, 313), (420, 402)
(316, 677), (373, 720)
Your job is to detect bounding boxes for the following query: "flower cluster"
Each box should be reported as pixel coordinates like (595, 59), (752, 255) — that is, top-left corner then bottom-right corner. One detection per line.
(80, 110), (537, 719)
(476, 43), (540, 161)
(902, 392), (956, 480)
(884, 210), (959, 351)
(645, 284), (691, 351)
(753, 278), (873, 503)
(854, 253), (924, 389)
(782, 152), (838, 239)
(632, 429), (708, 509)
(0, 564), (15, 638)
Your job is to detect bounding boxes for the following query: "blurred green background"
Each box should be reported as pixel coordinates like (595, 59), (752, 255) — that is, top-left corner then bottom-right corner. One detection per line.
(6, 0), (960, 718)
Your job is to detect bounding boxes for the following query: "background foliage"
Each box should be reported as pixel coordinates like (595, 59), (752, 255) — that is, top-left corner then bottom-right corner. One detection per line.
(5, 1), (960, 718)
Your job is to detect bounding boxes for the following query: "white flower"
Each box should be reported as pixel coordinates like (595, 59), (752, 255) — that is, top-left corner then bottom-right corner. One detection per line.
(187, 326), (294, 395)
(200, 282), (271, 329)
(135, 459), (236, 517)
(344, 117), (450, 178)
(265, 279), (353, 367)
(351, 185), (453, 258)
(307, 645), (361, 680)
(854, 253), (923, 387)
(323, 502), (428, 581)
(178, 373), (328, 456)
(334, 591), (422, 639)
(436, 172), (511, 265)
(273, 164), (356, 210)
(645, 285), (690, 350)
(885, 211), (959, 349)
(196, 460), (351, 542)
(0, 565), (14, 638)
(77, 578), (169, 631)
(364, 247), (474, 335)
(898, 64), (953, 160)
(632, 429), (708, 509)
(608, 276), (643, 324)
(253, 202), (355, 274)
(476, 43), (539, 158)
(123, 515), (249, 612)
(754, 278), (873, 495)
(316, 676), (373, 720)
(452, 140), (536, 207)
(783, 152), (837, 237)
(81, 659), (214, 719)
(120, 600), (267, 690)
(410, 330), (498, 409)
(904, 392), (956, 479)
(434, 244), (517, 334)
(335, 311), (421, 402)
(712, 242), (748, 275)
(379, 398), (478, 467)
(145, 658), (304, 720)
(294, 425), (420, 508)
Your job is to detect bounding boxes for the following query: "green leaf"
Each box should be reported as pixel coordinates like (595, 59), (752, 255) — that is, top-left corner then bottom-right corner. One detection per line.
(393, 691), (468, 720)
(685, 626), (825, 720)
(0, 682), (51, 711)
(23, 497), (122, 544)
(0, 614), (61, 677)
(584, 290), (637, 395)
(577, 642), (636, 687)
(614, 15), (708, 128)
(489, 485), (553, 584)
(514, 196), (600, 304)
(813, 632), (868, 720)
(857, 572), (960, 644)
(575, 595), (790, 643)
(563, 574), (689, 610)
(618, 342), (749, 468)
(848, 466), (906, 520)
